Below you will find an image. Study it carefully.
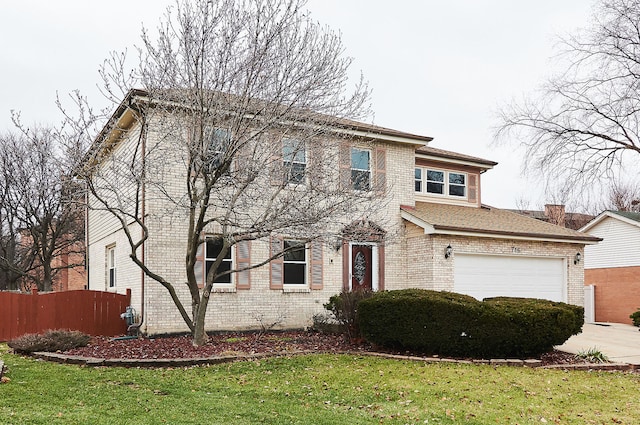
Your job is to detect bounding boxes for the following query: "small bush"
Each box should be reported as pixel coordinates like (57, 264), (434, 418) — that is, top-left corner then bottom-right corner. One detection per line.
(358, 289), (584, 358)
(323, 289), (373, 340)
(630, 309), (640, 327)
(8, 330), (91, 354)
(311, 313), (343, 334)
(575, 347), (610, 363)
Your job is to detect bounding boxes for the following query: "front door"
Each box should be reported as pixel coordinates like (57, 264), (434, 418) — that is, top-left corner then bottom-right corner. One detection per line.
(351, 243), (375, 291)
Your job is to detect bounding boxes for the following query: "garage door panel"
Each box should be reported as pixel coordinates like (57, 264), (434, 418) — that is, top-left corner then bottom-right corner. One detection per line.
(454, 254), (565, 302)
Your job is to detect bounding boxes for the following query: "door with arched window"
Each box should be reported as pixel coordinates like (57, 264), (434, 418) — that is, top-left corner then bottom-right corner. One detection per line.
(349, 242), (378, 291)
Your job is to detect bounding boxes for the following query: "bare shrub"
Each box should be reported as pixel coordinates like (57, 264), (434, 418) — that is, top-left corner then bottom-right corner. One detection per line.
(7, 330), (91, 354)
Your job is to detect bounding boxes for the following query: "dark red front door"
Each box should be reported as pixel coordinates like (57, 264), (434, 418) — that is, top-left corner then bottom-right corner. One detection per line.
(351, 244), (373, 291)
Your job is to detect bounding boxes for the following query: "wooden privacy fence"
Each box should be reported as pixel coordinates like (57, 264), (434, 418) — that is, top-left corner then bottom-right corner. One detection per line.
(0, 289), (131, 341)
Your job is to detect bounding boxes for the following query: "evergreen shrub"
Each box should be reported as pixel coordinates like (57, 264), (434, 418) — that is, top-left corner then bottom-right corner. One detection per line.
(358, 289), (584, 358)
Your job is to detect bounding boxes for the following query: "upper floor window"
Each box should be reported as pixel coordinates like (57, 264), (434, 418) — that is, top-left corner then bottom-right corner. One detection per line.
(415, 167), (467, 198)
(282, 139), (306, 184)
(415, 168), (422, 192)
(283, 240), (306, 285)
(205, 238), (233, 285)
(448, 172), (466, 197)
(351, 148), (371, 191)
(204, 127), (231, 172)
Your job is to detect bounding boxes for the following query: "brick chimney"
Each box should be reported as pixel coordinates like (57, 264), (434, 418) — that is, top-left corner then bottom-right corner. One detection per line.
(545, 204), (566, 227)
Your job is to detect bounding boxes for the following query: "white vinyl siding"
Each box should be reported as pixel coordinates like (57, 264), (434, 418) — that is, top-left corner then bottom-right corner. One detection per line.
(584, 217), (640, 269)
(454, 254), (566, 302)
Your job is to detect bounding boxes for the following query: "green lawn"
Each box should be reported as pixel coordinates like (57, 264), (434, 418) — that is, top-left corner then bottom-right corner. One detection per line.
(1, 344), (639, 424)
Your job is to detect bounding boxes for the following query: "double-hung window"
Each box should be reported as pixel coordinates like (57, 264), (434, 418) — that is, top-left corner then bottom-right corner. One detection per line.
(282, 139), (306, 184)
(107, 245), (116, 288)
(448, 172), (466, 197)
(351, 148), (371, 191)
(415, 167), (467, 198)
(426, 170), (444, 194)
(283, 240), (306, 285)
(205, 238), (233, 284)
(415, 168), (423, 192)
(204, 127), (231, 173)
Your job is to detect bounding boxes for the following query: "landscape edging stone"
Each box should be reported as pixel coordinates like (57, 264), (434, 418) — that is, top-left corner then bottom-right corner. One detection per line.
(29, 350), (637, 372)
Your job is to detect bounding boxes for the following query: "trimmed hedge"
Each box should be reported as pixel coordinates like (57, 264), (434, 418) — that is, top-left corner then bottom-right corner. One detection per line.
(357, 289), (584, 358)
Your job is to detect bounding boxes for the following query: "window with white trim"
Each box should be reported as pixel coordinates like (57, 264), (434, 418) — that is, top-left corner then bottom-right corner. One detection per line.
(106, 245), (116, 288)
(204, 127), (231, 172)
(448, 172), (466, 197)
(351, 148), (371, 191)
(283, 240), (306, 285)
(205, 238), (233, 284)
(282, 138), (306, 184)
(415, 167), (467, 198)
(414, 168), (422, 192)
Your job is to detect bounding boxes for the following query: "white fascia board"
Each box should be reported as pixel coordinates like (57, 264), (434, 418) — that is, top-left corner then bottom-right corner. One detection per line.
(329, 128), (430, 145)
(400, 210), (436, 234)
(432, 228), (599, 245)
(134, 95), (430, 146)
(416, 153), (495, 170)
(580, 211), (640, 232)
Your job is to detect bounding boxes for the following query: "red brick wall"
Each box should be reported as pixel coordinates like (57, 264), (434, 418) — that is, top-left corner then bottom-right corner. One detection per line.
(585, 267), (640, 324)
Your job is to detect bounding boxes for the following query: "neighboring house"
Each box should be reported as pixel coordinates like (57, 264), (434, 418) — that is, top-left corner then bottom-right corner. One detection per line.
(86, 90), (601, 335)
(16, 231), (86, 292)
(580, 211), (640, 324)
(509, 204), (594, 231)
(50, 241), (87, 292)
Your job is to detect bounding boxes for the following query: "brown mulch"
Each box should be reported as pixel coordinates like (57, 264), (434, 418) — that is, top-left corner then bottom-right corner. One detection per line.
(63, 330), (580, 366)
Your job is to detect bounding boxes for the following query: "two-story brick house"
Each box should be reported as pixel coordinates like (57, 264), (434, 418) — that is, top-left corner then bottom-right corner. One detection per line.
(86, 90), (600, 335)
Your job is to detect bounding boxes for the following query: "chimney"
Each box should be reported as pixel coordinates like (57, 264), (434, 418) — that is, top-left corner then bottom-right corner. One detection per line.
(545, 204), (566, 227)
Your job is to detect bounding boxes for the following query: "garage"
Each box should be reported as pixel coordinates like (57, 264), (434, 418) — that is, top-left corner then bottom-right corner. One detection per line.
(454, 254), (566, 302)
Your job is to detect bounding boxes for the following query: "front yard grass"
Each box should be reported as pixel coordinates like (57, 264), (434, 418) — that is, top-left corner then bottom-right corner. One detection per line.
(1, 343), (639, 424)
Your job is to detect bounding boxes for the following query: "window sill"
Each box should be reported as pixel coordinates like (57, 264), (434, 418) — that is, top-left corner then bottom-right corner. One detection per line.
(282, 286), (311, 293)
(211, 286), (237, 293)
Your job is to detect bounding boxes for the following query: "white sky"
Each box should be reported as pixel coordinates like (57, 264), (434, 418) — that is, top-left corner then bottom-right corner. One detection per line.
(0, 0), (595, 209)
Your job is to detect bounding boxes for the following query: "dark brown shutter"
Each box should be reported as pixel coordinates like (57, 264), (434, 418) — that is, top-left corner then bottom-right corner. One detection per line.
(270, 137), (284, 187)
(374, 147), (386, 195)
(309, 240), (323, 290)
(308, 140), (323, 189)
(339, 142), (351, 190)
(468, 174), (477, 204)
(236, 240), (251, 290)
(341, 239), (350, 292)
(269, 236), (284, 290)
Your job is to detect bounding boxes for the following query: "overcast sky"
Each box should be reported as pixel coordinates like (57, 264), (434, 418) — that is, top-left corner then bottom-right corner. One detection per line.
(0, 0), (595, 209)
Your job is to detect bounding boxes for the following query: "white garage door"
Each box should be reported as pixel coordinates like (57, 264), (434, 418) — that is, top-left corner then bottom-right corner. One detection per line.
(454, 254), (565, 302)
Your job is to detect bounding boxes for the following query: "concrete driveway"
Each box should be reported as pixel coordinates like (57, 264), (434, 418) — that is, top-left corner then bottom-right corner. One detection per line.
(556, 322), (640, 365)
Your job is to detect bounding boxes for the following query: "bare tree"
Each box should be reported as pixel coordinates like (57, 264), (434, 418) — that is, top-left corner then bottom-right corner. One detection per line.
(496, 0), (640, 204)
(599, 181), (640, 212)
(0, 127), (85, 292)
(79, 0), (379, 345)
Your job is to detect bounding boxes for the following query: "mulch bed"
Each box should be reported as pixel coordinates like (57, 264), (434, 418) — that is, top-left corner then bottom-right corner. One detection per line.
(63, 330), (580, 366)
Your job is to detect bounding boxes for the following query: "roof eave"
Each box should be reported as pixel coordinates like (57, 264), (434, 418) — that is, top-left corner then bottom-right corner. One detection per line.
(431, 225), (602, 245)
(580, 210), (640, 232)
(416, 152), (497, 170)
(400, 209), (436, 234)
(333, 128), (431, 145)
